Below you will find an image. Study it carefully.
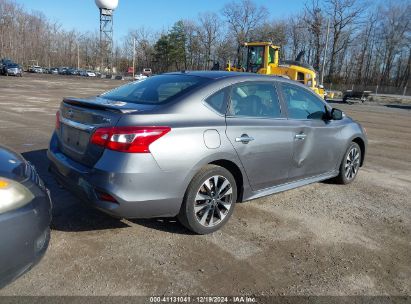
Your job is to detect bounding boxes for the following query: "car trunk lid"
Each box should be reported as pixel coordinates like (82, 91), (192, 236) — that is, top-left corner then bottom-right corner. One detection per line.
(57, 97), (157, 167)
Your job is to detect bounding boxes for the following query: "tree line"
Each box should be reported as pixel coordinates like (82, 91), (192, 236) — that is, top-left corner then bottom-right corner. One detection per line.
(1, 0), (410, 89)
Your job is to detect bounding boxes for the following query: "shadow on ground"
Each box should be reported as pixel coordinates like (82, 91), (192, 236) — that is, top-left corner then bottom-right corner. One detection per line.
(385, 104), (411, 110)
(326, 98), (346, 104)
(22, 149), (189, 234)
(131, 218), (194, 235)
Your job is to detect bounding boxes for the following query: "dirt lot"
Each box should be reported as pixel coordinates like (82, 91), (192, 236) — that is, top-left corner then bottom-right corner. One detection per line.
(0, 74), (410, 296)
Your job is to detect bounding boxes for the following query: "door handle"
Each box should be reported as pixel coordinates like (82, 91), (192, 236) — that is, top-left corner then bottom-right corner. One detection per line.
(295, 133), (307, 140)
(235, 134), (254, 144)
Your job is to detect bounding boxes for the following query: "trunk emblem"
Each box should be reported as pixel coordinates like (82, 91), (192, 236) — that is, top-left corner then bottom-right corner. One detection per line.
(67, 109), (74, 119)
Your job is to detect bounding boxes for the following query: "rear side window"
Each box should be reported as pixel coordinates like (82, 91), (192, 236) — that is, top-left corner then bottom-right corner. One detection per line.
(205, 89), (227, 114)
(228, 82), (281, 118)
(281, 83), (326, 120)
(102, 75), (210, 105)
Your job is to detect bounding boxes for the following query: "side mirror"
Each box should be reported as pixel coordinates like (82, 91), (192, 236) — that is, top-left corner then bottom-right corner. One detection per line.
(331, 108), (343, 120)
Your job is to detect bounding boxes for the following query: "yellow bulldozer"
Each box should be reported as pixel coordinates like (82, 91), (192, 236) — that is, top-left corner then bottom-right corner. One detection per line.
(226, 42), (326, 99)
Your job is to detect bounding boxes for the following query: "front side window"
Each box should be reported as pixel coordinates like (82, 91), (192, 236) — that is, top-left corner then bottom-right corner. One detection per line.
(281, 83), (326, 120)
(102, 75), (210, 105)
(228, 82), (281, 118)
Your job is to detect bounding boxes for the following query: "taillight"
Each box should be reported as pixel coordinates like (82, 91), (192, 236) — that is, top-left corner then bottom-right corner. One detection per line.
(95, 190), (118, 203)
(55, 110), (60, 130)
(90, 126), (171, 153)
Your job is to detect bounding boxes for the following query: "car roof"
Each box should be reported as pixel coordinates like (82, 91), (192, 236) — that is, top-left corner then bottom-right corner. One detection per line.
(165, 70), (257, 79)
(164, 70), (307, 87)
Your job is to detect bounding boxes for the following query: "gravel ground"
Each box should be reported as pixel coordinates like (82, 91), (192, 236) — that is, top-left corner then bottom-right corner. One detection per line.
(0, 74), (410, 296)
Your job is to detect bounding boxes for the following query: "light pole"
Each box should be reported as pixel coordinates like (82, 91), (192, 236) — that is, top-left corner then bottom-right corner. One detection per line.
(77, 43), (80, 70)
(77, 35), (85, 70)
(321, 18), (330, 85)
(132, 37), (136, 79)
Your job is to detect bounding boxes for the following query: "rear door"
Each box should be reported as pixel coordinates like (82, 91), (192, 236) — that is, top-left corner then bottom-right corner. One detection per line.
(225, 81), (294, 191)
(279, 83), (344, 180)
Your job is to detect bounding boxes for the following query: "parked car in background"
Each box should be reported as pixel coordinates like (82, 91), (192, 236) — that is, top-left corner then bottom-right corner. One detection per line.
(3, 63), (23, 77)
(48, 71), (367, 234)
(49, 68), (59, 75)
(0, 58), (16, 75)
(142, 68), (152, 77)
(58, 67), (68, 75)
(134, 73), (147, 81)
(0, 145), (52, 288)
(85, 70), (96, 77)
(28, 66), (44, 73)
(65, 68), (79, 76)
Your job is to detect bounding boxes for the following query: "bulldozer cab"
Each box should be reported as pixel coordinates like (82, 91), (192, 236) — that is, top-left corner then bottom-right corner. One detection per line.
(241, 42), (279, 74)
(244, 45), (265, 73)
(226, 42), (276, 73)
(226, 42), (326, 99)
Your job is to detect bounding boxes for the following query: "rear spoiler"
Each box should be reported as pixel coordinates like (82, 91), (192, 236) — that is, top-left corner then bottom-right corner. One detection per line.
(63, 97), (138, 114)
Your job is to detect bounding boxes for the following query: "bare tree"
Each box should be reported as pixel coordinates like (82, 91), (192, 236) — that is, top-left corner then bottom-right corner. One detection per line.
(286, 14), (308, 60)
(352, 12), (377, 84)
(325, 0), (364, 81)
(0, 0), (409, 90)
(304, 0), (325, 70)
(222, 0), (268, 62)
(198, 12), (221, 69)
(378, 2), (411, 85)
(183, 19), (201, 70)
(252, 21), (288, 49)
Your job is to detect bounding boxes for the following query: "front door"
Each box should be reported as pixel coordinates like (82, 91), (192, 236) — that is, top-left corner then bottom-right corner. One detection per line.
(280, 82), (344, 180)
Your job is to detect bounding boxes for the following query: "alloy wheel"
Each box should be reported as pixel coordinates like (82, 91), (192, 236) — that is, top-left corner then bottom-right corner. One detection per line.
(345, 146), (360, 180)
(194, 175), (233, 227)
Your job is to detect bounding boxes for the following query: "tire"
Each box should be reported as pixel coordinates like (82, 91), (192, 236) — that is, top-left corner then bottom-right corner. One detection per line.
(178, 165), (237, 234)
(334, 142), (361, 184)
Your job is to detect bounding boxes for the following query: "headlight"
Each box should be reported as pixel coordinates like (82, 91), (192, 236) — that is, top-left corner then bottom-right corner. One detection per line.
(0, 178), (34, 214)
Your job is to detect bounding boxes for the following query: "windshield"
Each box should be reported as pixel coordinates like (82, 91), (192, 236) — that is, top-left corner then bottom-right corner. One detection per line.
(102, 74), (210, 105)
(246, 46), (265, 73)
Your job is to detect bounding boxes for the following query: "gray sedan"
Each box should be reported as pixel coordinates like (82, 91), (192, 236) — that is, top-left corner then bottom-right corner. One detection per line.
(48, 71), (367, 234)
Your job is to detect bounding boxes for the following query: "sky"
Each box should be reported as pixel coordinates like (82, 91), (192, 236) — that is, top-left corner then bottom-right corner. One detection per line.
(14, 0), (305, 41)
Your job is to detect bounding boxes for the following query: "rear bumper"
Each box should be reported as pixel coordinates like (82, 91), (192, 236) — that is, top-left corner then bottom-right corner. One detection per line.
(47, 133), (187, 219)
(0, 188), (51, 288)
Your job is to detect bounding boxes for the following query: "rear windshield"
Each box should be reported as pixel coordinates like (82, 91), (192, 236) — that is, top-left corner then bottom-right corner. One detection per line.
(101, 74), (209, 105)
